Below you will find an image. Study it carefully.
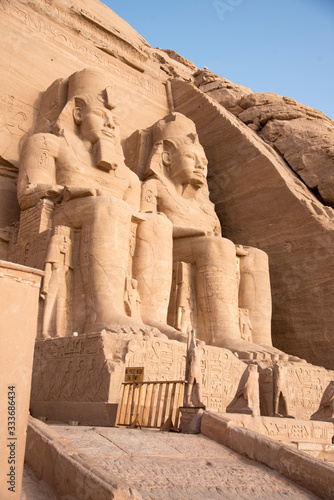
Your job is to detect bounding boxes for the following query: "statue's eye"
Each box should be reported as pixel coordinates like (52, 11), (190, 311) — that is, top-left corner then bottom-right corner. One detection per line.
(202, 159), (208, 166)
(92, 109), (105, 118)
(112, 117), (119, 126)
(185, 152), (196, 160)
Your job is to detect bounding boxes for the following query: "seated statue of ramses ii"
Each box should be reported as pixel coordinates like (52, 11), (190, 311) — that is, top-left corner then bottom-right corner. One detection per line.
(140, 112), (288, 360)
(17, 68), (172, 336)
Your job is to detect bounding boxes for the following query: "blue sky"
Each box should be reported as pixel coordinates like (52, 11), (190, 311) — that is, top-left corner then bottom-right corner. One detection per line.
(102, 0), (334, 119)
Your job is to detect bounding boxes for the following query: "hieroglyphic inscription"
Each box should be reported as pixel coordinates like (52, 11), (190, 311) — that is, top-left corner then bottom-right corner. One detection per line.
(126, 340), (246, 411)
(31, 0), (148, 63)
(201, 348), (246, 410)
(31, 335), (112, 402)
(263, 419), (333, 443)
(0, 91), (31, 164)
(17, 199), (53, 242)
(126, 339), (187, 382)
(9, 199), (54, 267)
(0, 0), (164, 97)
(285, 364), (334, 419)
(225, 414), (334, 443)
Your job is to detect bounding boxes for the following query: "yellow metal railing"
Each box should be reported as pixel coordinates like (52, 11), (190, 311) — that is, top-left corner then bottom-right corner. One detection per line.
(117, 380), (186, 430)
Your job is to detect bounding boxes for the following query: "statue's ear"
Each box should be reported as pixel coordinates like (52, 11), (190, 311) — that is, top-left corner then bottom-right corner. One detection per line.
(162, 151), (171, 167)
(161, 139), (175, 167)
(73, 107), (82, 125)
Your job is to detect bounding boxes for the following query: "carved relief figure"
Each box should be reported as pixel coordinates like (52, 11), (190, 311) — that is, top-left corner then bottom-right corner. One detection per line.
(141, 112), (281, 359)
(226, 364), (260, 416)
(311, 380), (334, 422)
(124, 277), (142, 322)
(239, 308), (253, 342)
(17, 69), (170, 335)
(273, 362), (293, 417)
(41, 225), (72, 338)
(175, 261), (195, 334)
(184, 329), (205, 408)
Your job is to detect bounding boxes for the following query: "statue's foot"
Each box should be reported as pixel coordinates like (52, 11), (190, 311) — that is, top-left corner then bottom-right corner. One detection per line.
(84, 314), (167, 339)
(211, 337), (307, 364)
(261, 345), (307, 363)
(212, 338), (292, 362)
(144, 321), (188, 343)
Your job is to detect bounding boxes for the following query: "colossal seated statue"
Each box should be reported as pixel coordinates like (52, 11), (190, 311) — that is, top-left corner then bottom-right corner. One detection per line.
(140, 112), (289, 360)
(17, 68), (172, 335)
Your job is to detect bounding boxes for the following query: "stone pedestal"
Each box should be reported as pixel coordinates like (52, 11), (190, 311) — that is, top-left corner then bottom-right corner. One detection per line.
(0, 261), (43, 500)
(29, 333), (248, 426)
(179, 407), (205, 434)
(30, 331), (334, 428)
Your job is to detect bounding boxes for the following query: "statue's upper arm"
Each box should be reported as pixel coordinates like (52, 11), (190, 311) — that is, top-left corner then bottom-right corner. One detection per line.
(20, 133), (60, 184)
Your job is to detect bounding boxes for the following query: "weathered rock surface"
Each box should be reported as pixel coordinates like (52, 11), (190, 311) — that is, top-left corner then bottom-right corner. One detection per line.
(29, 420), (323, 500)
(1, 0), (334, 368)
(196, 70), (334, 206)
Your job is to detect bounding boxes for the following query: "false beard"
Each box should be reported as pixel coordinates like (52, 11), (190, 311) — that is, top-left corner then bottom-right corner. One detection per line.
(93, 138), (122, 172)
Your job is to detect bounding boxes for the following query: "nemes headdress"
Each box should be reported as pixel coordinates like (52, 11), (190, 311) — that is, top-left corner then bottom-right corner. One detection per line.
(152, 112), (199, 145)
(53, 68), (116, 136)
(67, 68), (116, 110)
(144, 112), (200, 180)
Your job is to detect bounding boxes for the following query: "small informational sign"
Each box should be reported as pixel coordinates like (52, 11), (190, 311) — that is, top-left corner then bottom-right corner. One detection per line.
(125, 367), (144, 382)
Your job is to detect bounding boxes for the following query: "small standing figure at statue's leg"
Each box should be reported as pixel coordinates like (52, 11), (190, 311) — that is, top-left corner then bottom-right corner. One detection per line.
(184, 329), (205, 408)
(40, 225), (73, 338)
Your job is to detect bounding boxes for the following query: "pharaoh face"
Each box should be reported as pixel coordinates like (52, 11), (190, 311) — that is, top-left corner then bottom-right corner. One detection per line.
(168, 142), (208, 188)
(59, 236), (70, 254)
(75, 102), (120, 145)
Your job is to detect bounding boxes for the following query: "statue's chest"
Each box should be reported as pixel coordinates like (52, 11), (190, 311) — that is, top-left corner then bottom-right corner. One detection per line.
(56, 147), (128, 196)
(158, 191), (218, 231)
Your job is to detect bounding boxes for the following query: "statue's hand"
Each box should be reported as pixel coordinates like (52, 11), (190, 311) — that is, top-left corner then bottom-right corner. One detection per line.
(236, 244), (249, 256)
(45, 185), (64, 197)
(63, 186), (97, 202)
(40, 288), (48, 300)
(27, 183), (64, 201)
(172, 226), (208, 239)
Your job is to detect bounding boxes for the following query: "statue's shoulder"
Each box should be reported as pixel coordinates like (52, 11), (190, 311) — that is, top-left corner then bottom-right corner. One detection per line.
(22, 132), (61, 158)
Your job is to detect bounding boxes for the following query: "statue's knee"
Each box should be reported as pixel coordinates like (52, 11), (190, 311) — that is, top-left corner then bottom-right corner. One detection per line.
(241, 246), (269, 273)
(197, 235), (236, 263)
(138, 213), (173, 239)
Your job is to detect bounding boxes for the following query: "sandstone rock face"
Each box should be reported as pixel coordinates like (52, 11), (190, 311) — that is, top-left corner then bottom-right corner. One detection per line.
(261, 117), (334, 204)
(196, 71), (334, 207)
(1, 0), (334, 373)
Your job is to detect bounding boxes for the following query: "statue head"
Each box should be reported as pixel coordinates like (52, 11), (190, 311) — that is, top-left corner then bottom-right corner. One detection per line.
(73, 94), (120, 146)
(162, 138), (208, 188)
(52, 69), (123, 163)
(145, 112), (208, 190)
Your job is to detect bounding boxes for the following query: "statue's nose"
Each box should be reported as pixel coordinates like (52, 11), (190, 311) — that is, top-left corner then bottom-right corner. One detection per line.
(196, 158), (205, 170)
(105, 117), (115, 129)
